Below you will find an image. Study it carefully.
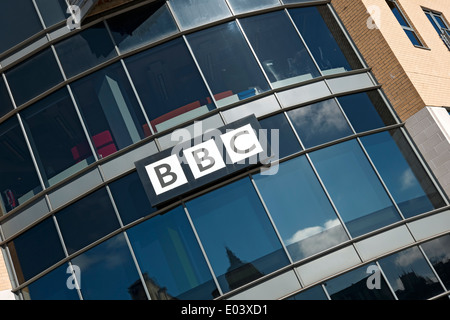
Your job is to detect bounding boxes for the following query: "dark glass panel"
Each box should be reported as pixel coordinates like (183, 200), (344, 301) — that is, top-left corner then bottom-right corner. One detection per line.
(309, 140), (400, 237)
(337, 91), (396, 133)
(0, 117), (42, 214)
(71, 233), (144, 300)
(127, 206), (218, 300)
(187, 21), (270, 107)
(8, 218), (65, 284)
(259, 113), (302, 160)
(186, 178), (289, 293)
(125, 37), (214, 133)
(0, 77), (14, 118)
(227, 0), (280, 14)
(0, 0), (43, 54)
(287, 99), (353, 148)
(169, 0), (231, 30)
(23, 263), (79, 300)
(71, 62), (148, 158)
(6, 48), (64, 106)
(361, 130), (446, 218)
(240, 11), (320, 89)
(55, 188), (121, 255)
(254, 156), (348, 262)
(379, 246), (444, 300)
(35, 0), (68, 27)
(107, 1), (178, 53)
(421, 235), (450, 290)
(286, 286), (328, 300)
(109, 172), (156, 226)
(325, 265), (394, 300)
(55, 22), (117, 78)
(21, 88), (95, 187)
(289, 6), (363, 74)
(387, 1), (409, 27)
(404, 30), (422, 46)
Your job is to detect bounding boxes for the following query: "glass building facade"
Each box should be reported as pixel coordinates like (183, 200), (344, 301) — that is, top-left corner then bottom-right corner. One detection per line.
(0, 0), (449, 300)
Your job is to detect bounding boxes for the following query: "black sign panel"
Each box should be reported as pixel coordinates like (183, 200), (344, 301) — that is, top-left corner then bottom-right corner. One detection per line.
(135, 115), (268, 207)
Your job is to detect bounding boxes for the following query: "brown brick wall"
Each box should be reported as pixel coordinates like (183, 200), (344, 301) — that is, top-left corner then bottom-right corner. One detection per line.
(331, 0), (426, 121)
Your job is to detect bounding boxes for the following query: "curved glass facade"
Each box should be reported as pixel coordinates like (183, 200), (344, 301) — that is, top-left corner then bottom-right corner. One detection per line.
(0, 0), (449, 300)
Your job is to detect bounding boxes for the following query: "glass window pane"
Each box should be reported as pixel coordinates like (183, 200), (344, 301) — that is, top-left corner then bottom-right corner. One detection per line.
(387, 1), (409, 28)
(287, 99), (353, 149)
(6, 48), (64, 106)
(289, 6), (363, 75)
(309, 140), (400, 237)
(21, 88), (95, 187)
(240, 11), (320, 89)
(421, 235), (450, 290)
(35, 0), (68, 27)
(337, 91), (396, 133)
(187, 21), (270, 107)
(55, 22), (117, 79)
(404, 29), (421, 46)
(169, 0), (231, 30)
(259, 113), (302, 159)
(55, 188), (121, 255)
(253, 156), (348, 262)
(434, 15), (448, 30)
(0, 117), (42, 214)
(125, 38), (214, 133)
(23, 263), (79, 300)
(71, 233), (144, 300)
(107, 1), (178, 53)
(8, 218), (65, 284)
(378, 246), (444, 300)
(227, 0), (280, 15)
(361, 130), (446, 219)
(324, 265), (394, 300)
(286, 285), (328, 300)
(0, 0), (43, 54)
(127, 206), (218, 300)
(71, 62), (148, 158)
(109, 172), (156, 226)
(425, 12), (442, 35)
(0, 77), (14, 118)
(186, 178), (289, 293)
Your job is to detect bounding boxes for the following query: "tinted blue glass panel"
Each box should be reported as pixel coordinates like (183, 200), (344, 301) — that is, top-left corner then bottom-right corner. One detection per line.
(405, 29), (421, 46)
(71, 62), (148, 157)
(309, 140), (400, 237)
(0, 0), (43, 54)
(127, 206), (218, 300)
(259, 113), (301, 159)
(109, 172), (156, 226)
(108, 1), (178, 53)
(55, 188), (121, 255)
(421, 235), (450, 290)
(227, 0), (280, 14)
(169, 0), (231, 30)
(187, 21), (270, 107)
(71, 233), (144, 300)
(55, 22), (117, 78)
(324, 265), (394, 300)
(253, 156), (348, 262)
(6, 48), (64, 106)
(288, 99), (353, 148)
(240, 11), (320, 89)
(361, 130), (445, 218)
(125, 38), (214, 133)
(286, 285), (328, 300)
(186, 178), (289, 293)
(35, 0), (68, 27)
(387, 1), (409, 27)
(0, 117), (42, 214)
(8, 218), (65, 284)
(21, 88), (95, 187)
(426, 12), (442, 34)
(378, 246), (444, 300)
(289, 6), (362, 74)
(24, 263), (79, 300)
(0, 77), (13, 118)
(337, 91), (396, 133)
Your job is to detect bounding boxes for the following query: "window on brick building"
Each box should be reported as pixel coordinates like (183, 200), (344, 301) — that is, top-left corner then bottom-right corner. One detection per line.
(386, 0), (423, 47)
(424, 9), (450, 50)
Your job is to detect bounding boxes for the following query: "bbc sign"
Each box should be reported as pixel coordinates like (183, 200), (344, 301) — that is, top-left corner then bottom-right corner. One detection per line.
(135, 116), (269, 207)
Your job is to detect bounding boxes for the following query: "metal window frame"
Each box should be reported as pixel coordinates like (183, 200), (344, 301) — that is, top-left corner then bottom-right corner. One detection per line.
(424, 9), (450, 50)
(386, 0), (424, 48)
